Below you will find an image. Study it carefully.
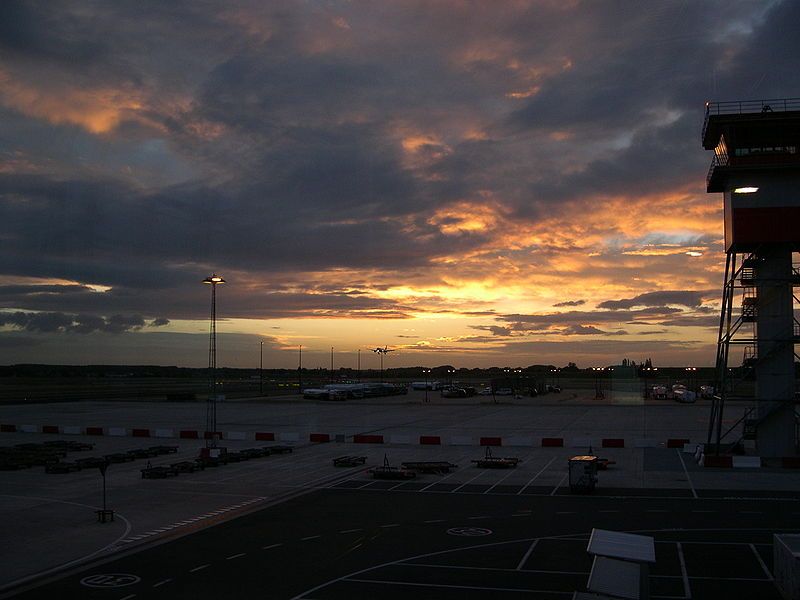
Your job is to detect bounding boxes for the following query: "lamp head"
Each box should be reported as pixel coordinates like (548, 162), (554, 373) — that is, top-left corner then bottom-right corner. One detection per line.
(203, 274), (226, 284)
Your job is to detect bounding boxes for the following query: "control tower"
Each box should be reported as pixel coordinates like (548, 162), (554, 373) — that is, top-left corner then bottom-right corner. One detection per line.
(703, 98), (800, 457)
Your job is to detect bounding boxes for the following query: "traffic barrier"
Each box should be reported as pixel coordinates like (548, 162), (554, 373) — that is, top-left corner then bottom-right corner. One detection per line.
(449, 435), (473, 446)
(703, 454), (733, 468)
(132, 428), (151, 438)
(505, 436), (534, 447)
(86, 427), (104, 436)
(255, 432), (275, 441)
(353, 434), (384, 444)
(154, 429), (175, 438)
(781, 457), (800, 468)
(0, 424), (15, 433)
(667, 438), (690, 448)
(226, 431), (246, 441)
(310, 433), (330, 443)
(389, 434), (410, 444)
(62, 426), (82, 435)
(42, 425), (60, 434)
(203, 431), (223, 440)
(419, 435), (441, 445)
(279, 432), (300, 442)
(732, 456), (761, 468)
(480, 436), (502, 447)
(634, 439), (658, 447)
(602, 438), (624, 448)
(108, 427), (127, 437)
(179, 430), (199, 439)
(19, 424), (38, 433)
(541, 437), (564, 447)
(570, 437), (592, 448)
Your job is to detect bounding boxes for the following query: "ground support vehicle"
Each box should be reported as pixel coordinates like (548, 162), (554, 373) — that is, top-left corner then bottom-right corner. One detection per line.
(104, 452), (136, 463)
(149, 445), (179, 455)
(370, 455), (416, 480)
(471, 446), (520, 468)
(266, 445), (293, 454)
(401, 461), (458, 474)
(45, 461), (82, 474)
(75, 457), (109, 469)
(127, 448), (160, 459)
(568, 455), (598, 493)
(596, 457), (616, 470)
(240, 448), (270, 459)
(333, 456), (367, 467)
(141, 465), (179, 479)
(170, 460), (203, 473)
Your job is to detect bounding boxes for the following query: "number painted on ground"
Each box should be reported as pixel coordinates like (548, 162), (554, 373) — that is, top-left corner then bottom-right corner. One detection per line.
(80, 573), (141, 588)
(447, 527), (493, 536)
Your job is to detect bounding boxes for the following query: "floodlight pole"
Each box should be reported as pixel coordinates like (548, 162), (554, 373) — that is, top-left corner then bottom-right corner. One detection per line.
(298, 345), (302, 394)
(203, 274), (225, 448)
(260, 341), (263, 396)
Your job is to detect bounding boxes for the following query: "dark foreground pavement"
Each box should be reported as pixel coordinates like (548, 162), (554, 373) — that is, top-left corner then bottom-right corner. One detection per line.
(7, 487), (798, 600)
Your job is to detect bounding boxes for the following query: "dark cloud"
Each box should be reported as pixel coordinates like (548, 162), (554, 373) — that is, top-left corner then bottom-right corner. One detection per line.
(0, 311), (167, 334)
(598, 291), (706, 310)
(561, 324), (609, 336)
(470, 325), (512, 336)
(552, 299), (586, 307)
(498, 306), (683, 329)
(0, 1), (795, 366)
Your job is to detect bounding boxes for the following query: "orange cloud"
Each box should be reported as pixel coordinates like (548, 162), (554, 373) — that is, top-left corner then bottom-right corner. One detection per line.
(0, 69), (144, 134)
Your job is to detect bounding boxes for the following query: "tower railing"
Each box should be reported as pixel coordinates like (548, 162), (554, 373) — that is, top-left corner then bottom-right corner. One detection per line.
(702, 97), (800, 143)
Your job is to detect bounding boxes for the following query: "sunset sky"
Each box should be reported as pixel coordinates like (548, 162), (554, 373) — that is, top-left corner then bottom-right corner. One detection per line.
(1, 1), (798, 369)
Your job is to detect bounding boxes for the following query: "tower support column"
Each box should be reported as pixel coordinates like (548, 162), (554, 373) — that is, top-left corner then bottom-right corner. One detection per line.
(754, 245), (796, 456)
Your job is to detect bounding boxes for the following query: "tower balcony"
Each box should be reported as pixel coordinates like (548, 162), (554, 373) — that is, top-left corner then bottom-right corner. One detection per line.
(703, 98), (800, 147)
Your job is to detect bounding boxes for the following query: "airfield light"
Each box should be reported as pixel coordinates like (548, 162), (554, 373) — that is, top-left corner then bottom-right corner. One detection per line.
(733, 187), (759, 194)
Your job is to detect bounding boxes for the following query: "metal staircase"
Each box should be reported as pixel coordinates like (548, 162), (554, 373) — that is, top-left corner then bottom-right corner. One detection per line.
(708, 251), (800, 452)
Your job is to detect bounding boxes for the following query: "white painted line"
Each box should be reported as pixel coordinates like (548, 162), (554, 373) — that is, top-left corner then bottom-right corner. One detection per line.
(380, 523), (400, 528)
(339, 528), (363, 534)
(152, 579), (172, 588)
(189, 564), (210, 572)
(677, 542), (691, 599)
(406, 562), (588, 576)
(749, 543), (773, 581)
(414, 456), (468, 491)
(120, 595), (136, 600)
(467, 516), (490, 520)
(555, 511), (575, 515)
(512, 514), (527, 518)
(550, 472), (568, 496)
(517, 456), (557, 495)
(691, 510), (715, 513)
(226, 553), (246, 560)
(599, 510), (620, 513)
(483, 465), (519, 493)
(343, 577), (573, 594)
(676, 449), (698, 499)
(262, 543), (283, 550)
(451, 469), (489, 493)
(423, 519), (445, 524)
(516, 539), (538, 571)
(301, 535), (322, 541)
